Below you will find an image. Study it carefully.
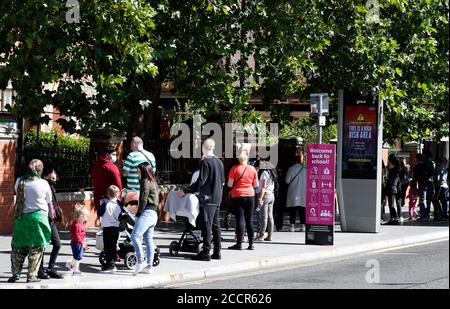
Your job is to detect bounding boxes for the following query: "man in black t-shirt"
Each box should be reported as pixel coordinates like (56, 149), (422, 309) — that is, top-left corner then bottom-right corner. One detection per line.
(180, 139), (225, 261)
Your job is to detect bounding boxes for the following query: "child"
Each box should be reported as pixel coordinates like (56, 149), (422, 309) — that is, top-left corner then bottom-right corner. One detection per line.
(67, 203), (89, 275)
(97, 185), (123, 272)
(407, 180), (419, 221)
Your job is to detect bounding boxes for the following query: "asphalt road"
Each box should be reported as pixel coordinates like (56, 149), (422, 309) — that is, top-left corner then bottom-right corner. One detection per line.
(166, 240), (449, 289)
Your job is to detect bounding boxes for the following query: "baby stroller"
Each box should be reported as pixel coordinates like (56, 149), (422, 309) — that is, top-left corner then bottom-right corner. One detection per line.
(168, 216), (203, 257)
(96, 190), (161, 269)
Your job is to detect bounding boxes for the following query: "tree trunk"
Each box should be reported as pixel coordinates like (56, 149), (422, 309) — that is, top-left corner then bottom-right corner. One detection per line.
(128, 101), (145, 138)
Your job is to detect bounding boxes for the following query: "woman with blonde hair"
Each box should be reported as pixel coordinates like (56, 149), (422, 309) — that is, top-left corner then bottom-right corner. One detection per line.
(227, 151), (259, 250)
(67, 203), (90, 275)
(8, 159), (52, 283)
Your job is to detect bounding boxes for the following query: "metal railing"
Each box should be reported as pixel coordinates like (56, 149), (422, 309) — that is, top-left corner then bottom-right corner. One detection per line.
(17, 145), (92, 192)
(148, 140), (193, 185)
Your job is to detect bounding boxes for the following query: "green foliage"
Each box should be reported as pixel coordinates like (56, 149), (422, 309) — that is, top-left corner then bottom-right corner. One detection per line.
(309, 0), (448, 143)
(280, 117), (337, 145)
(0, 0), (157, 135)
(0, 0), (447, 144)
(25, 128), (90, 151)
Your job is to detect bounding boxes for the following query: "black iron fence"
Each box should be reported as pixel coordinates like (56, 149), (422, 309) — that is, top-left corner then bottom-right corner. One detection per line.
(17, 140), (195, 192)
(148, 140), (194, 185)
(17, 145), (92, 192)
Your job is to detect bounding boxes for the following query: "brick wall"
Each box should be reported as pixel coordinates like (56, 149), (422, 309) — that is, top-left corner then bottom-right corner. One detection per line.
(0, 136), (98, 235)
(55, 191), (96, 230)
(0, 139), (17, 235)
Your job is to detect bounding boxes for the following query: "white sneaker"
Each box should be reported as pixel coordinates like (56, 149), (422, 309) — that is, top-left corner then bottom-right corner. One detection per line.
(142, 266), (153, 275)
(289, 227), (295, 232)
(65, 260), (73, 271)
(134, 262), (148, 275)
(399, 217), (405, 222)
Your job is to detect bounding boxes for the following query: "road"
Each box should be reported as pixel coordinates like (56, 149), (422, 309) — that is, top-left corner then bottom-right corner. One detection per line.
(165, 240), (449, 289)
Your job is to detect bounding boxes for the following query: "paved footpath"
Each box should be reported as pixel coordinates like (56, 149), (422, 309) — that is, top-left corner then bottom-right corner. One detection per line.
(0, 220), (448, 289)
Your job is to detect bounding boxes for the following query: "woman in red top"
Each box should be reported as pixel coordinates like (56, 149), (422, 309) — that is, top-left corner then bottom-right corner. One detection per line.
(227, 152), (259, 250)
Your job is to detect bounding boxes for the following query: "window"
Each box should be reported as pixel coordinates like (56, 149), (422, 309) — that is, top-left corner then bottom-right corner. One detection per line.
(0, 80), (14, 112)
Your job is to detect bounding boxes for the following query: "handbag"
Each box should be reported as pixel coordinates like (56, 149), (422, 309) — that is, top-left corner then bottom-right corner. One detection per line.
(228, 166), (248, 200)
(51, 190), (63, 222)
(138, 150), (160, 183)
(14, 177), (26, 219)
(287, 166), (304, 186)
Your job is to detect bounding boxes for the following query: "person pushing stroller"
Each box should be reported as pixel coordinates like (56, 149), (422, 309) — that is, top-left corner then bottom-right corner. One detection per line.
(178, 139), (225, 261)
(96, 187), (161, 270)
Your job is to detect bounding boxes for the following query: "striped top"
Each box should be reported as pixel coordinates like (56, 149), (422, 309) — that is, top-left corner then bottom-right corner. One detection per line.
(123, 150), (156, 191)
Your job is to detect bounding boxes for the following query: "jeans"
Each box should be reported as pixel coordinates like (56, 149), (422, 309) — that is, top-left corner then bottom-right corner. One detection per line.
(254, 196), (261, 232)
(232, 197), (255, 245)
(197, 205), (221, 253)
(259, 192), (275, 236)
(39, 220), (61, 271)
(387, 193), (401, 219)
(418, 183), (433, 217)
(131, 209), (157, 264)
(103, 226), (119, 267)
(436, 186), (449, 217)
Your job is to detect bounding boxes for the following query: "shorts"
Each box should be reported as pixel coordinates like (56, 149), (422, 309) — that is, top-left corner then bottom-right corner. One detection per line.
(71, 243), (84, 261)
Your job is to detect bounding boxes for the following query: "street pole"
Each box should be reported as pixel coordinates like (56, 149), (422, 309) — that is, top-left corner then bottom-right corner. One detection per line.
(317, 95), (323, 144)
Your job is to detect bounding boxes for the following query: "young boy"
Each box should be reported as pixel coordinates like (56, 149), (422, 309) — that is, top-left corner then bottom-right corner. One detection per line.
(97, 185), (123, 272)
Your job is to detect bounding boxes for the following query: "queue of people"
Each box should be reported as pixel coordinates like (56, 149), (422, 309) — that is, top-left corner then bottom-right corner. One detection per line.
(9, 137), (448, 283)
(382, 151), (449, 225)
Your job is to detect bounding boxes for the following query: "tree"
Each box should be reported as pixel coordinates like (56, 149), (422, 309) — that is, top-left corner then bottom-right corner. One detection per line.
(1, 0), (447, 145)
(0, 0), (158, 137)
(1, 1), (333, 138)
(0, 0), (74, 126)
(280, 117), (337, 145)
(308, 0), (449, 143)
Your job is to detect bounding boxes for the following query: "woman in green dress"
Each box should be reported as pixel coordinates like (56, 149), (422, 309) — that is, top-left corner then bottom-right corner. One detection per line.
(8, 159), (51, 283)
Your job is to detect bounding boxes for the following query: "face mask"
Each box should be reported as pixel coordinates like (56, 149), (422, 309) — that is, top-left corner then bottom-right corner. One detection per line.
(111, 155), (117, 163)
(48, 180), (57, 187)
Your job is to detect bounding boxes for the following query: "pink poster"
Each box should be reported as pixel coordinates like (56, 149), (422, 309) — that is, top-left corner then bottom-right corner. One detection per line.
(306, 144), (336, 226)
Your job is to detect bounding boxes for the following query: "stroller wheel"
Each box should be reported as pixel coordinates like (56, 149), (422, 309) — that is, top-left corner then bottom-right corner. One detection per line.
(153, 256), (160, 267)
(99, 251), (107, 266)
(169, 241), (180, 257)
(196, 242), (204, 254)
(124, 252), (138, 270)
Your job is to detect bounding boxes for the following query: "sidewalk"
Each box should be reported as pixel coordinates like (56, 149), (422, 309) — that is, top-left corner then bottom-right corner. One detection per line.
(0, 220), (448, 289)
